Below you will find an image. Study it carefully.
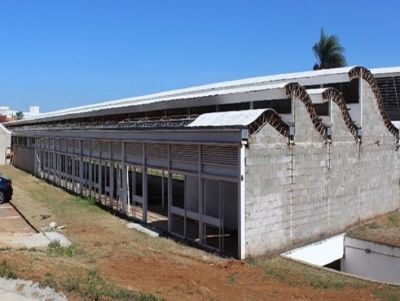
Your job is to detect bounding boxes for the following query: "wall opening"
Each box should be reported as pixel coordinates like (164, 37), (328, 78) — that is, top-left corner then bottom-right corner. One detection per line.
(282, 234), (400, 284)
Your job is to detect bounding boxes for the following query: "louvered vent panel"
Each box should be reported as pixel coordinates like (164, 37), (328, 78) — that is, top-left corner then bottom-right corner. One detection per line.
(100, 141), (110, 158)
(146, 143), (168, 160)
(55, 139), (61, 151)
(74, 140), (80, 154)
(48, 138), (54, 150)
(111, 141), (122, 160)
(82, 141), (90, 156)
(170, 144), (198, 162)
(37, 138), (43, 149)
(61, 139), (67, 151)
(91, 141), (99, 158)
(376, 76), (400, 120)
(125, 142), (143, 163)
(66, 140), (74, 153)
(202, 146), (238, 166)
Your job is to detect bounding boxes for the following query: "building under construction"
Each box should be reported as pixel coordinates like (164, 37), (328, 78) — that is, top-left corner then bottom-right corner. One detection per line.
(5, 65), (400, 259)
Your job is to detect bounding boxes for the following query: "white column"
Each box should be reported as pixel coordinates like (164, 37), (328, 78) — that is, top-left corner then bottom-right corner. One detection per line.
(238, 143), (246, 259)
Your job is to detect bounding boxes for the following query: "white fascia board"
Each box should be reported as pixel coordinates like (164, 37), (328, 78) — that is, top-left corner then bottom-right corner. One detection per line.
(371, 66), (400, 78)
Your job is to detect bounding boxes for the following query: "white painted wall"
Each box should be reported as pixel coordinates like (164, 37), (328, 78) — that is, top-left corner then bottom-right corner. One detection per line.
(341, 237), (400, 284)
(0, 124), (11, 165)
(281, 233), (345, 266)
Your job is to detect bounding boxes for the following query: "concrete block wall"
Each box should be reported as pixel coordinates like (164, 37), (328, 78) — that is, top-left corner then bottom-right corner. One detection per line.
(245, 123), (292, 255)
(245, 79), (400, 257)
(290, 96), (329, 247)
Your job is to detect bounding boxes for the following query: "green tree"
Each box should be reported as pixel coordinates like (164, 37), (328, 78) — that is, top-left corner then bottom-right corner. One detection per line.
(312, 28), (347, 70)
(15, 111), (24, 120)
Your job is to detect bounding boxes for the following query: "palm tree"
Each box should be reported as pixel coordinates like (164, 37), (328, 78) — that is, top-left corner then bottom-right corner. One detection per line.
(15, 112), (24, 120)
(313, 28), (347, 70)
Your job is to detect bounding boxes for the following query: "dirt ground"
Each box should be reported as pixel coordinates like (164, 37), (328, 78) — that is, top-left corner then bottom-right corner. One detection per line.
(98, 255), (378, 301)
(0, 166), (398, 301)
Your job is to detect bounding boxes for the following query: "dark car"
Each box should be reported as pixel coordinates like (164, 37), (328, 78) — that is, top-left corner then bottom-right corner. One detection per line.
(0, 173), (12, 204)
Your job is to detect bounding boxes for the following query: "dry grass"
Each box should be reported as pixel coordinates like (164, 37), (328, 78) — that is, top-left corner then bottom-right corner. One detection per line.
(348, 211), (400, 247)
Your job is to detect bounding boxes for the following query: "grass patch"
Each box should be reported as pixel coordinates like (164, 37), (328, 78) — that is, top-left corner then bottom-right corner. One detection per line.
(62, 270), (163, 301)
(259, 257), (360, 289)
(74, 196), (98, 207)
(138, 293), (164, 301)
(227, 273), (238, 284)
(244, 255), (257, 266)
(47, 240), (80, 257)
(373, 287), (400, 301)
(0, 260), (17, 279)
(387, 213), (400, 227)
(42, 272), (59, 290)
(362, 212), (400, 231)
(366, 222), (380, 229)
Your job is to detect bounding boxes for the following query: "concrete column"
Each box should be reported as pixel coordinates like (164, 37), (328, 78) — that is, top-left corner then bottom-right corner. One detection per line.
(142, 143), (148, 223)
(79, 140), (83, 195)
(161, 170), (165, 210)
(109, 142), (114, 209)
(98, 143), (102, 203)
(238, 143), (246, 259)
(167, 144), (172, 232)
(72, 154), (76, 193)
(34, 138), (38, 176)
(168, 144), (172, 232)
(52, 138), (56, 184)
(88, 141), (92, 198)
(198, 145), (203, 244)
(121, 141), (127, 214)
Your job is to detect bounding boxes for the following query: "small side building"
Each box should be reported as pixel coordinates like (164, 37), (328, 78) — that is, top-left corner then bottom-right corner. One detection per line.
(0, 123), (11, 165)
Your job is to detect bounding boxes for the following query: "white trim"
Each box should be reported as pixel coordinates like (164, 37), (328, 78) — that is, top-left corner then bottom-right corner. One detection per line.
(239, 143), (246, 259)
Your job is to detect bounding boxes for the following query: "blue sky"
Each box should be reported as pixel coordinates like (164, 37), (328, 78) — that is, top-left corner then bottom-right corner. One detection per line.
(0, 0), (399, 112)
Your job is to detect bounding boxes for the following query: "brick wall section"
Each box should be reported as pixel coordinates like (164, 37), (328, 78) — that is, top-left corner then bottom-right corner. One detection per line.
(245, 79), (400, 257)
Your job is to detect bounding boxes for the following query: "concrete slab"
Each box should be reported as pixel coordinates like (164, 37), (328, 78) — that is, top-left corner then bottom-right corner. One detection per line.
(0, 233), (49, 249)
(0, 203), (70, 249)
(0, 277), (67, 301)
(44, 231), (71, 247)
(126, 222), (160, 237)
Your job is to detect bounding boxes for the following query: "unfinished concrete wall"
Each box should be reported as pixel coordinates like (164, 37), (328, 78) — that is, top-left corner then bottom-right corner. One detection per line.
(356, 80), (399, 220)
(245, 123), (292, 255)
(325, 98), (359, 235)
(245, 80), (400, 257)
(0, 124), (11, 165)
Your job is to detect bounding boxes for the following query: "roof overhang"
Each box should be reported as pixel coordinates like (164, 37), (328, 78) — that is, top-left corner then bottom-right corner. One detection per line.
(11, 127), (248, 145)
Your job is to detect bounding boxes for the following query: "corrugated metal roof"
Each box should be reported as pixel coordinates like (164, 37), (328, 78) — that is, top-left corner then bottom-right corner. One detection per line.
(11, 82), (289, 123)
(371, 66), (400, 76)
(12, 65), (393, 125)
(188, 109), (267, 127)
